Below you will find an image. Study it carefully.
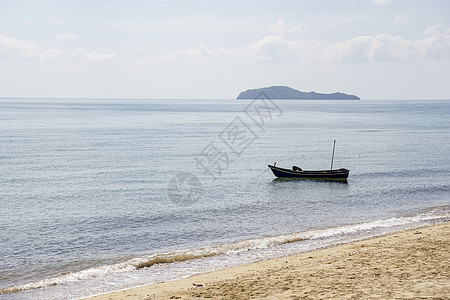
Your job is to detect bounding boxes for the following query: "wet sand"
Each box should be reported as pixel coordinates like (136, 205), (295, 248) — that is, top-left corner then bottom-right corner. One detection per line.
(87, 222), (449, 299)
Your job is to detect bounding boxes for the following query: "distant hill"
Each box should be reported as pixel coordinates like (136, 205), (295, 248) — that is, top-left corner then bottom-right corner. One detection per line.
(236, 86), (360, 100)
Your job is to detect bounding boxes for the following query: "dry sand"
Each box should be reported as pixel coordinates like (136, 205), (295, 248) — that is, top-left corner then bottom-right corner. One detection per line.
(87, 222), (449, 300)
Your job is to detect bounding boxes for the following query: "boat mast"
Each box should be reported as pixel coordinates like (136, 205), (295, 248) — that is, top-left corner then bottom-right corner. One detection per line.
(330, 140), (336, 170)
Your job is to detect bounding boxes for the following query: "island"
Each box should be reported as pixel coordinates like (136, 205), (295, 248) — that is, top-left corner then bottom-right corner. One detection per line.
(236, 86), (360, 100)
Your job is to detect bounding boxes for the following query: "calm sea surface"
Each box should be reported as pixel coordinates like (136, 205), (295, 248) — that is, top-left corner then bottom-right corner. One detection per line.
(0, 99), (449, 299)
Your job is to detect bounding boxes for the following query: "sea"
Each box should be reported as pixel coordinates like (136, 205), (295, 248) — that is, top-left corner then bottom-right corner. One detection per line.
(0, 98), (449, 299)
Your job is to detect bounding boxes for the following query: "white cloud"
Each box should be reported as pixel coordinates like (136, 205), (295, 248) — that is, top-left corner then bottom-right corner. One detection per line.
(394, 14), (408, 27)
(0, 34), (63, 61)
(0, 34), (121, 63)
(71, 48), (120, 62)
(136, 45), (148, 54)
(159, 28), (450, 64)
(246, 26), (450, 63)
(57, 33), (79, 40)
(425, 23), (442, 35)
(158, 43), (232, 62)
(332, 17), (355, 29)
(244, 35), (325, 62)
(245, 35), (290, 61)
(269, 20), (303, 35)
(417, 31), (450, 60)
(373, 0), (402, 4)
(328, 34), (417, 61)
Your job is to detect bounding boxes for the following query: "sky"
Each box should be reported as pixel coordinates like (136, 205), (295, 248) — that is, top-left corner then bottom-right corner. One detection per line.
(0, 0), (449, 99)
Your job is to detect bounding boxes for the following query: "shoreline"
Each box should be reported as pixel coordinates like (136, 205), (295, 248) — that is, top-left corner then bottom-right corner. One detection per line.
(86, 221), (449, 299)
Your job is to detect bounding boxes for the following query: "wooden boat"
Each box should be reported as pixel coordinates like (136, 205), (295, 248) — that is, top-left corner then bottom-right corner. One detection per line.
(268, 140), (349, 181)
(268, 164), (349, 181)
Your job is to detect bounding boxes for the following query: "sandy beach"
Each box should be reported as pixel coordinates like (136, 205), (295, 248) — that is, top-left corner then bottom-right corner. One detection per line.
(87, 222), (449, 300)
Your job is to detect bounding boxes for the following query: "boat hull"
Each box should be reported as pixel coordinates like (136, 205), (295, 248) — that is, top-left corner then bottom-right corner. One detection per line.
(268, 165), (349, 181)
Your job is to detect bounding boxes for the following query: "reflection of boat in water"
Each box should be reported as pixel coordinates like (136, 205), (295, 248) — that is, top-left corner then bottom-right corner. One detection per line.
(268, 165), (349, 181)
(268, 140), (349, 182)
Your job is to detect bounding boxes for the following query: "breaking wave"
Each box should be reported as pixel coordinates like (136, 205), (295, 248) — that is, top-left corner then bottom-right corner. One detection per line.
(1, 207), (448, 296)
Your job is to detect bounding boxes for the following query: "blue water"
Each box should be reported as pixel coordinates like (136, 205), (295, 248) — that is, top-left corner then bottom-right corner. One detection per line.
(0, 99), (449, 299)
